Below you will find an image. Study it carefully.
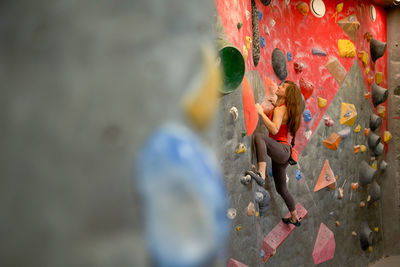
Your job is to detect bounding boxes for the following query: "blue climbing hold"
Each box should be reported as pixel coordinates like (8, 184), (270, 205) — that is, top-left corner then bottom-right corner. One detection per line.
(287, 51), (292, 62)
(269, 166), (273, 177)
(261, 249), (265, 258)
(303, 109), (312, 122)
(135, 124), (229, 267)
(295, 169), (302, 181)
(258, 10), (263, 21)
(260, 36), (266, 48)
(312, 48), (327, 56)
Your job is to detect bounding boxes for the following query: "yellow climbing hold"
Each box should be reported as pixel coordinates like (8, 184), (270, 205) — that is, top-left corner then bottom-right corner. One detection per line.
(358, 51), (369, 67)
(336, 3), (344, 13)
(236, 225), (242, 231)
(246, 36), (252, 50)
(318, 97), (327, 108)
(340, 102), (357, 126)
(360, 145), (367, 152)
(354, 124), (361, 133)
(374, 227), (379, 233)
(376, 72), (383, 85)
(235, 143), (247, 154)
(243, 45), (248, 60)
(384, 131), (392, 143)
(371, 160), (378, 170)
(377, 105), (386, 118)
(365, 66), (370, 74)
(338, 39), (356, 58)
(368, 246), (373, 253)
(255, 211), (259, 217)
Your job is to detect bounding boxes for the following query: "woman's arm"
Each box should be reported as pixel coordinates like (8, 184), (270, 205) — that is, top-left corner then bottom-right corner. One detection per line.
(255, 104), (286, 135)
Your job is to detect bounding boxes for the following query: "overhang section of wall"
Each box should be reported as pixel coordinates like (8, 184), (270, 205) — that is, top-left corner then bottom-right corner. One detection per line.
(382, 6), (400, 256)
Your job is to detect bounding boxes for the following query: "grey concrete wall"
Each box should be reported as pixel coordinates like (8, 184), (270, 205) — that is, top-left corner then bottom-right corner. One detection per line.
(382, 5), (400, 257)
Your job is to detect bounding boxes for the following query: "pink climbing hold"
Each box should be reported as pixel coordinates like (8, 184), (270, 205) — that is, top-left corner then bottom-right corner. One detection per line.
(299, 77), (314, 100)
(228, 258), (249, 267)
(312, 223), (335, 265)
(262, 203), (308, 263)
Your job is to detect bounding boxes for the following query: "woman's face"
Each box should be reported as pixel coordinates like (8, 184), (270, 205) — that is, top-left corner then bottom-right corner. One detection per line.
(276, 82), (289, 97)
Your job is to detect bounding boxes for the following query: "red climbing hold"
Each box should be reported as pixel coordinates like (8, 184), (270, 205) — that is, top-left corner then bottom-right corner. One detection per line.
(228, 258), (249, 267)
(262, 203), (308, 263)
(299, 77), (314, 100)
(242, 76), (258, 136)
(312, 223), (335, 265)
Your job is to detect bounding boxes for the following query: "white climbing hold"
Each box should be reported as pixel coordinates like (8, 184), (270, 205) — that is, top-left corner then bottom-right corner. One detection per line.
(305, 130), (312, 140)
(227, 208), (237, 219)
(230, 106), (239, 121)
(235, 143), (247, 154)
(245, 10), (251, 21)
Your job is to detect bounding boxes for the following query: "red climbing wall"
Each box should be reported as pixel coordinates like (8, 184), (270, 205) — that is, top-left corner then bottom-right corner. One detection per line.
(215, 0), (387, 153)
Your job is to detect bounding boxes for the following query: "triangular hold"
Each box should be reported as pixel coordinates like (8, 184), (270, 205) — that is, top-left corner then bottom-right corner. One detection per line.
(312, 223), (335, 265)
(340, 102), (357, 126)
(242, 76), (258, 136)
(323, 133), (341, 150)
(314, 160), (336, 192)
(262, 203), (308, 263)
(337, 14), (360, 42)
(228, 258), (249, 267)
(325, 57), (347, 85)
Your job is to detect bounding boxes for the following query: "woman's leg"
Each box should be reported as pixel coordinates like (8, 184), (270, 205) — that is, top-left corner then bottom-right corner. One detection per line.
(254, 133), (268, 180)
(271, 161), (298, 221)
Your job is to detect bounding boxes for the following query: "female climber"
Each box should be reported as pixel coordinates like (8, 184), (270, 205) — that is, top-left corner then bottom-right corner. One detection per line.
(249, 80), (303, 226)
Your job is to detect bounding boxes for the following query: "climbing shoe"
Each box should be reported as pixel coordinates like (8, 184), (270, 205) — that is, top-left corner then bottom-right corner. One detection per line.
(282, 217), (301, 227)
(245, 170), (265, 187)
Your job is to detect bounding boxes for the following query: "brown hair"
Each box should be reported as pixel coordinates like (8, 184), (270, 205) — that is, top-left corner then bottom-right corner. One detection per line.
(284, 80), (302, 146)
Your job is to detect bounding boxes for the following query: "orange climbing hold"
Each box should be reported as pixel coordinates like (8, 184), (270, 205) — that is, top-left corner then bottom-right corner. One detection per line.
(364, 92), (370, 99)
(364, 128), (370, 136)
(314, 160), (337, 192)
(351, 182), (359, 190)
(323, 133), (341, 150)
(354, 145), (360, 154)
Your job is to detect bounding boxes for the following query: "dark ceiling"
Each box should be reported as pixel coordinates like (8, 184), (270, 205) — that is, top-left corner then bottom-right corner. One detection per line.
(371, 0), (400, 8)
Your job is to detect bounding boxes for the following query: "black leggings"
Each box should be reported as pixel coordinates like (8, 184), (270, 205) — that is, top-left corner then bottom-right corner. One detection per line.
(254, 132), (296, 212)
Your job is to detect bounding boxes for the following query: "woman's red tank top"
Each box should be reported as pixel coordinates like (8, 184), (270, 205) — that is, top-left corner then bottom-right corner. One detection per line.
(268, 104), (289, 145)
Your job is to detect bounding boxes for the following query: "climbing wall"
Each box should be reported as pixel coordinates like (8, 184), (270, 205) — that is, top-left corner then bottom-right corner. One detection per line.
(215, 0), (390, 266)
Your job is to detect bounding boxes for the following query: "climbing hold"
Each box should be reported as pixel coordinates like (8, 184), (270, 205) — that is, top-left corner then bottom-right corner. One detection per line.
(323, 133), (341, 150)
(337, 14), (360, 42)
(331, 2), (344, 23)
(272, 48), (288, 81)
(364, 32), (373, 42)
(304, 129), (312, 140)
(370, 114), (382, 131)
(360, 145), (367, 152)
(364, 92), (371, 99)
(260, 0), (272, 5)
(235, 143), (247, 154)
(245, 10), (251, 21)
(374, 227), (379, 233)
(370, 38), (387, 62)
(228, 258), (249, 267)
(377, 105), (386, 118)
(360, 201), (366, 208)
(365, 66), (370, 74)
(312, 48), (327, 56)
(351, 183), (359, 190)
(375, 72), (383, 85)
(312, 223), (335, 265)
(251, 0), (260, 66)
(303, 109), (312, 122)
(227, 208), (237, 219)
(310, 0), (326, 18)
(338, 127), (351, 138)
(354, 124), (361, 133)
(294, 62), (304, 73)
(359, 221), (373, 251)
(372, 83), (388, 107)
(371, 160), (378, 170)
(367, 195), (371, 202)
(358, 51), (369, 67)
(354, 145), (360, 154)
(183, 45), (222, 129)
(374, 142), (384, 156)
(256, 186), (270, 216)
(324, 115), (334, 127)
(340, 102), (357, 126)
(246, 36), (252, 50)
(230, 107), (239, 121)
(368, 76), (374, 85)
(242, 76), (258, 136)
(370, 156), (376, 162)
(240, 174), (251, 185)
(237, 22), (243, 30)
(359, 161), (377, 186)
(335, 221), (340, 227)
(352, 231), (357, 237)
(260, 249), (265, 258)
(260, 36), (266, 48)
(338, 39), (356, 58)
(299, 77), (314, 100)
(380, 160), (388, 171)
(269, 166), (273, 177)
(257, 10), (263, 22)
(243, 45), (248, 61)
(236, 225), (242, 232)
(318, 97), (327, 108)
(264, 25), (270, 36)
(247, 202), (255, 216)
(297, 2), (309, 16)
(338, 188), (344, 199)
(368, 132), (381, 149)
(369, 181), (381, 203)
(364, 128), (370, 136)
(314, 160), (336, 191)
(326, 57), (347, 85)
(287, 51), (292, 62)
(270, 18), (276, 27)
(295, 169), (302, 181)
(255, 192), (264, 203)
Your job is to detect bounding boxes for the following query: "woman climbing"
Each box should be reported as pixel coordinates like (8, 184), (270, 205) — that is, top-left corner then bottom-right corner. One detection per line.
(248, 80), (303, 226)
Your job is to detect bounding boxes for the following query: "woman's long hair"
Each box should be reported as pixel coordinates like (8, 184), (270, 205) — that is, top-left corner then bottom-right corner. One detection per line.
(284, 81), (302, 146)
